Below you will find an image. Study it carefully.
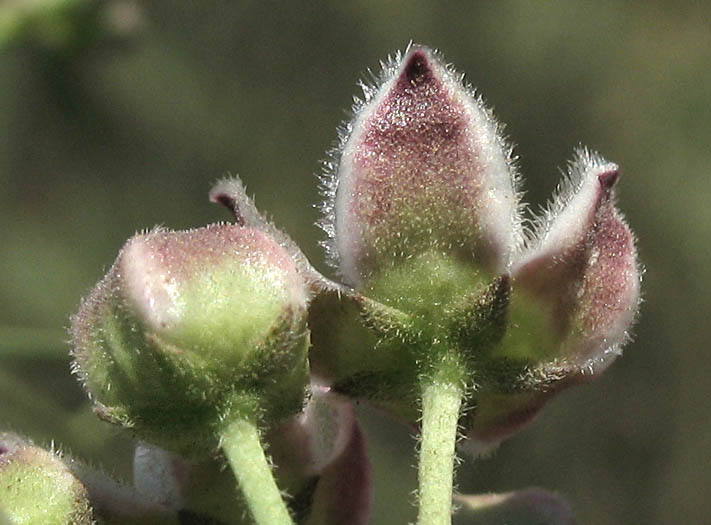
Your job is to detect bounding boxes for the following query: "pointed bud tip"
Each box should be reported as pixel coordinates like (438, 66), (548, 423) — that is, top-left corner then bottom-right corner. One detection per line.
(210, 191), (245, 226)
(402, 48), (434, 85)
(598, 168), (620, 192)
(208, 177), (266, 228)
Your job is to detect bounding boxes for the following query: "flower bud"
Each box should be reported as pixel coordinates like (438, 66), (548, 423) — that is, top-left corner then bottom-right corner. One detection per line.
(0, 433), (93, 524)
(312, 46), (529, 412)
(322, 45), (523, 287)
(464, 151), (640, 450)
(71, 221), (311, 456)
(510, 150), (639, 371)
(267, 384), (372, 525)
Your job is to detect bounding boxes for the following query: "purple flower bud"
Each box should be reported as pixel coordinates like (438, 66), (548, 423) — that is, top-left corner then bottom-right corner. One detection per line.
(267, 384), (372, 525)
(71, 219), (311, 456)
(323, 45), (523, 287)
(465, 150), (641, 450)
(512, 150), (639, 372)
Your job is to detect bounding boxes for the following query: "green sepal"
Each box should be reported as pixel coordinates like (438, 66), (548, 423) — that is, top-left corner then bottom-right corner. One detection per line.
(310, 251), (494, 420)
(353, 294), (416, 344)
(309, 288), (421, 421)
(450, 275), (511, 360)
(310, 248), (595, 435)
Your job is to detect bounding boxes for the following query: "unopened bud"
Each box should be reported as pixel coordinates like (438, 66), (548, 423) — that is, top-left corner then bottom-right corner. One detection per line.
(267, 385), (372, 525)
(0, 433), (93, 524)
(71, 222), (311, 456)
(465, 151), (640, 449)
(323, 45), (522, 288)
(510, 150), (639, 371)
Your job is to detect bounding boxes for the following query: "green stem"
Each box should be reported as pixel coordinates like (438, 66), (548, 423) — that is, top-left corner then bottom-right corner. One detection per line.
(417, 375), (464, 525)
(221, 418), (294, 525)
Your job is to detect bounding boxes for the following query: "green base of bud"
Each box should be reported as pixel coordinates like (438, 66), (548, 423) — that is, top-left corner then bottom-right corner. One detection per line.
(313, 250), (519, 421)
(84, 294), (309, 455)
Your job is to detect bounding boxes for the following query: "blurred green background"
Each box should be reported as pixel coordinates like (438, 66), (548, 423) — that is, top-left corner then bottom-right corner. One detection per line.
(1, 1), (709, 523)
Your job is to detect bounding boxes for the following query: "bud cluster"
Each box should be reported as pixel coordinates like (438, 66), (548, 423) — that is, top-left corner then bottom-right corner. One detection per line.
(311, 46), (640, 450)
(63, 44), (640, 524)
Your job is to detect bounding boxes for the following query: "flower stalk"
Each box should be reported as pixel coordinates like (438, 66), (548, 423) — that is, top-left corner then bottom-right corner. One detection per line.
(221, 418), (294, 525)
(418, 371), (464, 525)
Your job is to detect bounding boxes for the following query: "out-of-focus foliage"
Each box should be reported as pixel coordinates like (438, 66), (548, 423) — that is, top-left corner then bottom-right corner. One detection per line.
(0, 2), (708, 524)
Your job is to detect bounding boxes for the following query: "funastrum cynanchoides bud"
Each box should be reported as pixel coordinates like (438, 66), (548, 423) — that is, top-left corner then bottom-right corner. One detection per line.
(322, 46), (521, 289)
(0, 433), (93, 524)
(311, 45), (640, 447)
(463, 151), (640, 451)
(267, 384), (372, 525)
(312, 45), (523, 419)
(71, 212), (311, 456)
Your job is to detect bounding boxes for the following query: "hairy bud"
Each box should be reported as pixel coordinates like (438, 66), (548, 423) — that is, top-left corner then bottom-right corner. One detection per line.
(71, 220), (311, 456)
(322, 45), (522, 287)
(465, 151), (640, 449)
(0, 433), (92, 524)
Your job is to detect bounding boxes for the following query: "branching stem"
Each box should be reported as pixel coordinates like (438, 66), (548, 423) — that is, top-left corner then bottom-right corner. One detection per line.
(221, 418), (293, 525)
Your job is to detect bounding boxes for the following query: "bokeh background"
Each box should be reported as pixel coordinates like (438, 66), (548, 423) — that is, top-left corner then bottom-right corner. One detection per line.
(1, 1), (709, 523)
